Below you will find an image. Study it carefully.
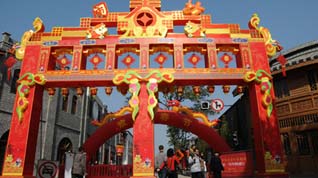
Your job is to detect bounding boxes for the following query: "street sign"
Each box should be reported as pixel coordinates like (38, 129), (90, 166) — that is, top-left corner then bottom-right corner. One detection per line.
(211, 99), (224, 112)
(37, 160), (59, 178)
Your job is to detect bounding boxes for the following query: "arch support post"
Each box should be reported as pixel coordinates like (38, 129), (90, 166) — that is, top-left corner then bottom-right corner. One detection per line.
(246, 42), (287, 178)
(1, 83), (44, 177)
(1, 45), (45, 178)
(131, 82), (155, 178)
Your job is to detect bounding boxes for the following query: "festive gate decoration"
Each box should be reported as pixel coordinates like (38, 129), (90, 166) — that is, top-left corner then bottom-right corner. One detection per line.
(2, 0), (287, 177)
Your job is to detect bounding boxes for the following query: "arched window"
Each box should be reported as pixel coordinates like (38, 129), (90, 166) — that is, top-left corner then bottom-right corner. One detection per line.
(0, 131), (9, 175)
(62, 96), (68, 112)
(57, 138), (72, 165)
(71, 95), (77, 114)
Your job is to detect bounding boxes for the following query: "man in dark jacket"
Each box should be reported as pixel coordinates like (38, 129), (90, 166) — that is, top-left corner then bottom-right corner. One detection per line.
(210, 152), (224, 178)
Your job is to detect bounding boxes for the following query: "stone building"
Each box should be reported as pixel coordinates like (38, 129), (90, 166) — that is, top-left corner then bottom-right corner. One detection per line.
(0, 32), (132, 175)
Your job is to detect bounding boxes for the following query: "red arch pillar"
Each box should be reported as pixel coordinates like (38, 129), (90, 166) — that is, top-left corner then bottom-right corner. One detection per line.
(247, 42), (285, 176)
(1, 46), (44, 178)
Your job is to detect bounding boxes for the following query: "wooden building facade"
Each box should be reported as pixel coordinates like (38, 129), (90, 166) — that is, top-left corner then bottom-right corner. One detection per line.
(270, 40), (318, 175)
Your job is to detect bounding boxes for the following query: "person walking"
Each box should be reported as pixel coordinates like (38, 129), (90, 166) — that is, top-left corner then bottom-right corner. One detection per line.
(159, 148), (180, 178)
(188, 148), (203, 178)
(155, 145), (167, 178)
(210, 152), (224, 178)
(72, 147), (87, 178)
(200, 153), (207, 178)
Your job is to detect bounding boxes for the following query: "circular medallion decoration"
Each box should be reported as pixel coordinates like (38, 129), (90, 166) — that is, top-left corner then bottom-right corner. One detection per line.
(136, 12), (154, 27)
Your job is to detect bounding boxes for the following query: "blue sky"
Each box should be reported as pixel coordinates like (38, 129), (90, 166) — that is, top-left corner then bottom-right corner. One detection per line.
(1, 0), (318, 151)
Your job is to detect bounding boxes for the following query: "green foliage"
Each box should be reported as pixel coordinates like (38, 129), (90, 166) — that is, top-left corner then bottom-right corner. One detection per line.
(159, 86), (215, 149)
(219, 115), (231, 143)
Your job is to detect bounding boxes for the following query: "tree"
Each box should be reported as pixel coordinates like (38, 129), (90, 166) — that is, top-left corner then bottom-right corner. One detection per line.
(218, 115), (231, 144)
(159, 85), (215, 149)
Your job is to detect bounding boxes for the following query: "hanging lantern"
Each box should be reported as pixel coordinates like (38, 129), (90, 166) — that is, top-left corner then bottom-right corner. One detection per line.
(161, 86), (173, 95)
(76, 87), (83, 96)
(220, 53), (233, 68)
(222, 85), (230, 94)
(277, 54), (287, 77)
(155, 53), (167, 68)
(56, 55), (71, 70)
(237, 86), (244, 94)
(47, 88), (56, 96)
(117, 85), (129, 95)
(90, 87), (98, 97)
(116, 144), (124, 156)
(192, 86), (201, 96)
(188, 53), (201, 68)
(105, 87), (113, 95)
(61, 88), (69, 98)
(90, 53), (103, 69)
(177, 86), (184, 96)
(207, 85), (215, 94)
(121, 54), (135, 68)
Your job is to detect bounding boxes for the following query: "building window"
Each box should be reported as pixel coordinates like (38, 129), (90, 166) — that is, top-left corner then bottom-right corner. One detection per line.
(10, 69), (20, 93)
(307, 69), (317, 91)
(71, 95), (77, 114)
(310, 130), (318, 154)
(62, 96), (68, 112)
(282, 133), (291, 155)
(296, 132), (310, 155)
(57, 138), (72, 165)
(274, 78), (290, 98)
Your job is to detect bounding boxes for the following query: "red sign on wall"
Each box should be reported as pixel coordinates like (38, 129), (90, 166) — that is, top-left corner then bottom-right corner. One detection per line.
(220, 151), (253, 177)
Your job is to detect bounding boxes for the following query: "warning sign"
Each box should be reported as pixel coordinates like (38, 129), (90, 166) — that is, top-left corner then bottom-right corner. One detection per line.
(211, 99), (224, 112)
(37, 160), (59, 178)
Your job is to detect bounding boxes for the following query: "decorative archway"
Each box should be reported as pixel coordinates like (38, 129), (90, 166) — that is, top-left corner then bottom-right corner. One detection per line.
(1, 0), (287, 178)
(83, 110), (231, 158)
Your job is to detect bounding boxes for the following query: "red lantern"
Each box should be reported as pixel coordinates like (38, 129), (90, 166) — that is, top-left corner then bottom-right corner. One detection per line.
(207, 85), (215, 94)
(220, 53), (233, 68)
(76, 87), (83, 96)
(154, 53), (167, 68)
(122, 54), (135, 68)
(61, 88), (69, 98)
(47, 88), (56, 96)
(277, 54), (287, 77)
(192, 86), (200, 96)
(237, 86), (244, 94)
(90, 53), (103, 69)
(188, 53), (201, 68)
(90, 87), (98, 97)
(116, 144), (124, 156)
(177, 86), (184, 96)
(222, 85), (230, 94)
(56, 55), (71, 70)
(105, 87), (113, 95)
